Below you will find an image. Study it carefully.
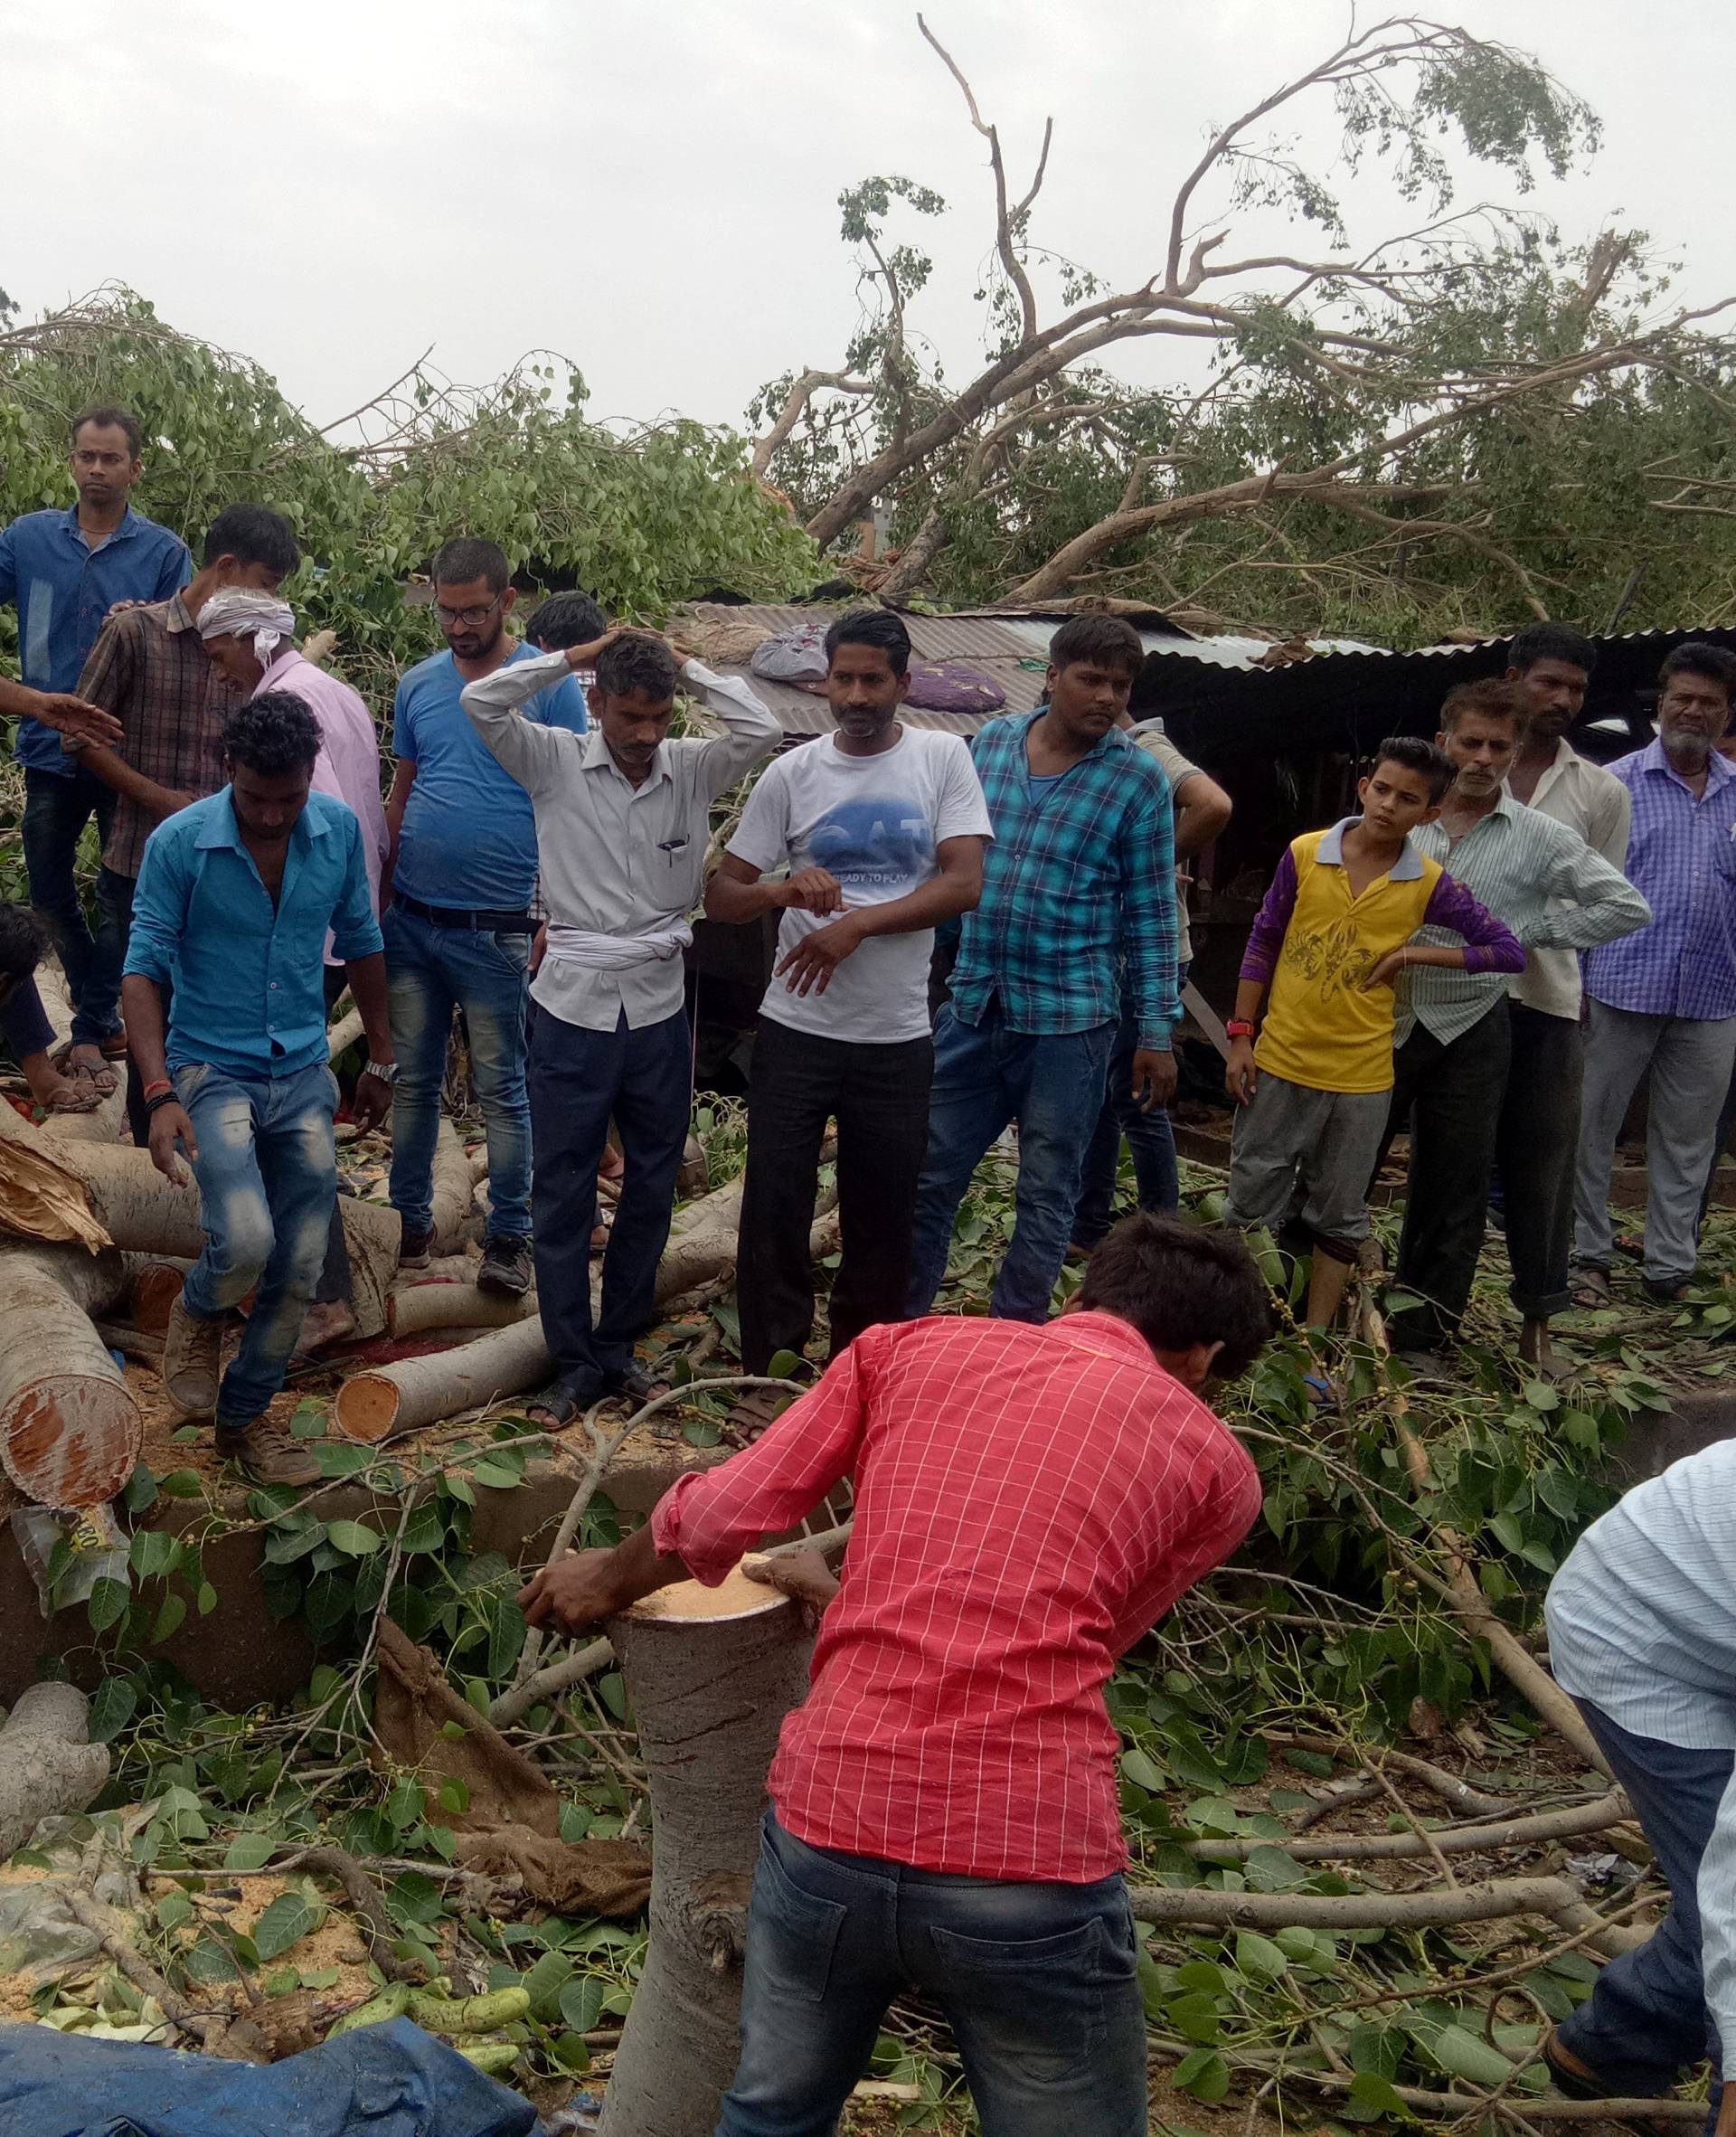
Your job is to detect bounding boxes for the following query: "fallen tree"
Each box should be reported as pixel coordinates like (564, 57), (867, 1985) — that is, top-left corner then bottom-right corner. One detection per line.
(0, 1684), (110, 1860)
(0, 1243), (139, 1508)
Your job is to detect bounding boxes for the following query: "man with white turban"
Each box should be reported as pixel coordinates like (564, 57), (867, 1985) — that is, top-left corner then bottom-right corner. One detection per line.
(200, 590), (391, 1352)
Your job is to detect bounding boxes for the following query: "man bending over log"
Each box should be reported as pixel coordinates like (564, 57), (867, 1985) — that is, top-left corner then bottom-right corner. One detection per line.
(521, 1212), (1272, 2135)
(122, 695), (395, 1485)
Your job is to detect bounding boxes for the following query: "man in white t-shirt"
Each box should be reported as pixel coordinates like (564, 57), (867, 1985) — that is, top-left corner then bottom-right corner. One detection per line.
(706, 610), (992, 1413)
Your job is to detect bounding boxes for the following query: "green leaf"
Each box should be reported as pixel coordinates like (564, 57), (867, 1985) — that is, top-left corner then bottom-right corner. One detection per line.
(197, 1582), (219, 1616)
(1283, 1748), (1335, 1778)
(152, 1593), (188, 1644)
(563, 1965), (610, 2034)
(156, 1470), (204, 1499)
(438, 1778), (470, 1817)
(385, 1779), (425, 1833)
(1173, 2047), (1231, 2102)
(1165, 1990), (1222, 2044)
(1524, 1379), (1561, 1412)
(765, 1349), (805, 1380)
(470, 1461), (521, 1491)
(252, 1891), (321, 1962)
(122, 1464), (159, 1514)
(1233, 1930), (1291, 1981)
(89, 1677), (137, 1743)
(1427, 2022), (1516, 2086)
(1175, 1960), (1226, 1995)
(1349, 2023), (1404, 2078)
(387, 1870), (445, 1926)
(324, 1519), (383, 1557)
(183, 1933), (243, 1983)
(87, 1576), (131, 1632)
(1344, 2072), (1414, 2123)
(1119, 1746), (1165, 1793)
(224, 1831), (277, 1872)
(155, 1889), (193, 1932)
(523, 1948), (574, 2022)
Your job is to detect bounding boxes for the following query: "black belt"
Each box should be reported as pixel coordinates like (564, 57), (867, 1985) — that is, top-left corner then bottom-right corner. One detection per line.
(394, 893), (533, 932)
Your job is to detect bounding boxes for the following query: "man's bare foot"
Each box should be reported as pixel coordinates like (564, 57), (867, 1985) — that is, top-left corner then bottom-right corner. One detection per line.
(296, 1300), (356, 1356)
(21, 1052), (99, 1113)
(64, 1043), (119, 1095)
(1519, 1318), (1569, 1378)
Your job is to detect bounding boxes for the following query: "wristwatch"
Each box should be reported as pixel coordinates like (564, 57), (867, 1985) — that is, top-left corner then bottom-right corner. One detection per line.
(362, 1059), (400, 1085)
(1224, 1019), (1257, 1040)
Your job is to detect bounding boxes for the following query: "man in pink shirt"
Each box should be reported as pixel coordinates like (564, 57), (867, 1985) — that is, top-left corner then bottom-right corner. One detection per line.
(521, 1214), (1272, 2136)
(200, 591), (392, 1349)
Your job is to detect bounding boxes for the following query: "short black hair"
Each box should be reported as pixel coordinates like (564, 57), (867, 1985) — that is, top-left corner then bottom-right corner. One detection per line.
(1439, 676), (1526, 737)
(1507, 620), (1597, 679)
(595, 633), (680, 704)
(1075, 1214), (1273, 1381)
(71, 404), (142, 458)
(203, 505), (300, 577)
(825, 608), (911, 677)
(430, 537), (509, 595)
(1371, 733), (1455, 804)
(1048, 613), (1145, 680)
(222, 691), (320, 776)
(0, 903), (45, 984)
(1658, 641), (1736, 706)
(525, 590), (608, 650)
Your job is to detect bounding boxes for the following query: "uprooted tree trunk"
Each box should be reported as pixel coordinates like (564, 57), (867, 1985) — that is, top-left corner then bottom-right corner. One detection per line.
(387, 1281), (537, 1338)
(598, 1569), (813, 2137)
(0, 1102), (401, 1339)
(0, 1244), (140, 1508)
(0, 1684), (110, 1859)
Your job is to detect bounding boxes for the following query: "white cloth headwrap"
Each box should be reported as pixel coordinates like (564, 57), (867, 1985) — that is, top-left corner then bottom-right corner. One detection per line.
(197, 588), (297, 664)
(542, 922), (693, 971)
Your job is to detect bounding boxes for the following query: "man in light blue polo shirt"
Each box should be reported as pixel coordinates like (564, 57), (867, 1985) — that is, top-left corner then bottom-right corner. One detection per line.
(122, 694), (393, 1487)
(0, 405), (190, 1079)
(382, 537), (587, 1300)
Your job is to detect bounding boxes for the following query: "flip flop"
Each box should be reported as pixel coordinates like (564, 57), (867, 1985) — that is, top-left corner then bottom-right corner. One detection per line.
(40, 1082), (102, 1114)
(1567, 1263), (1611, 1310)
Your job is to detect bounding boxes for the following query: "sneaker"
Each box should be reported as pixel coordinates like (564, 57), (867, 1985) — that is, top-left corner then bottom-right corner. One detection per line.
(477, 1234), (533, 1298)
(214, 1415), (323, 1488)
(399, 1226), (434, 1270)
(162, 1297), (224, 1419)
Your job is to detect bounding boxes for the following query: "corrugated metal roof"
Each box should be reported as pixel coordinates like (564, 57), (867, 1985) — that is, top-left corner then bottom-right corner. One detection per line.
(676, 601), (1052, 736)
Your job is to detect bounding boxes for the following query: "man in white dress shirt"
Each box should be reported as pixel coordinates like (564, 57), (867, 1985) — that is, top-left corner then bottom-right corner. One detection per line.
(463, 630), (779, 1421)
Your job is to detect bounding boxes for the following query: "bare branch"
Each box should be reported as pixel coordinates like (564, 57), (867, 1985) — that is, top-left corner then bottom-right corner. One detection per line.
(751, 368), (874, 478)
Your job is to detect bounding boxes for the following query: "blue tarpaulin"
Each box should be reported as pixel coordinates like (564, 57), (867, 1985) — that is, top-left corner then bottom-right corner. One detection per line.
(0, 2017), (541, 2137)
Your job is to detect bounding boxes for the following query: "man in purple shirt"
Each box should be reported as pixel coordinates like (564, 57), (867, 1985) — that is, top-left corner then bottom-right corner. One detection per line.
(1572, 643), (1736, 1303)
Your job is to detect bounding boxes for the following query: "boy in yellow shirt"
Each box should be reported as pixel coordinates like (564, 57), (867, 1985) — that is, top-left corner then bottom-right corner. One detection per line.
(1224, 737), (1524, 1333)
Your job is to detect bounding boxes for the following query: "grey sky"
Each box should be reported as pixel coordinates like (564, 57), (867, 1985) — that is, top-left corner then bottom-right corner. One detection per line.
(6, 0), (1731, 442)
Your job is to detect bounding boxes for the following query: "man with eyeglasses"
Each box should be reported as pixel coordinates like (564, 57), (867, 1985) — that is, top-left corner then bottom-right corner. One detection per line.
(382, 537), (588, 1299)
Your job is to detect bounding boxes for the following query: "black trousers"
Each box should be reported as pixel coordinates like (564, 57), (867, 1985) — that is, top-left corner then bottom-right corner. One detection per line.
(530, 1006), (692, 1386)
(737, 1017), (934, 1375)
(1497, 1002), (1581, 1322)
(1382, 1003), (1513, 1349)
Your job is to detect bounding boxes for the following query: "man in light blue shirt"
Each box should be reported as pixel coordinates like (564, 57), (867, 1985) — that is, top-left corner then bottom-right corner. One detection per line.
(383, 538), (588, 1300)
(1545, 1442), (1736, 2126)
(0, 405), (191, 1075)
(123, 694), (393, 1487)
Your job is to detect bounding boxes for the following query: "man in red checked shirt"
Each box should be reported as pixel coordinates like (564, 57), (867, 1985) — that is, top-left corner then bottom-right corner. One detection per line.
(520, 1213), (1272, 2137)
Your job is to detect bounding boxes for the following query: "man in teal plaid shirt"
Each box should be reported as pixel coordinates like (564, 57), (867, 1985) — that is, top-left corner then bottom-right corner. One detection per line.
(906, 613), (1180, 1321)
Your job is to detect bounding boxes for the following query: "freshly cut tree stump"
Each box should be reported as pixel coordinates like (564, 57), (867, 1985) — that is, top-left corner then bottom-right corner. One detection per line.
(598, 1568), (813, 2137)
(0, 1684), (110, 1860)
(122, 1256), (193, 1334)
(0, 1244), (139, 1508)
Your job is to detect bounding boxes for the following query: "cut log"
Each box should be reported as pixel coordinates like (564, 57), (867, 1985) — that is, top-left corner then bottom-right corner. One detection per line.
(430, 1120), (472, 1252)
(121, 1256), (192, 1334)
(335, 1172), (760, 1442)
(0, 1684), (111, 1859)
(0, 1105), (401, 1340)
(597, 1568), (813, 2137)
(388, 1282), (537, 1338)
(0, 1244), (140, 1508)
(326, 1001), (363, 1061)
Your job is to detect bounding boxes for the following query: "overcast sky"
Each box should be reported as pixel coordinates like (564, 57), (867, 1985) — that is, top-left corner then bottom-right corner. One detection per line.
(6, 0), (1732, 442)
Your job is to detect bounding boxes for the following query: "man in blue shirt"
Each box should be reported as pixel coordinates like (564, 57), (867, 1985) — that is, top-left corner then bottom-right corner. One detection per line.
(383, 537), (587, 1298)
(1, 405), (191, 1082)
(123, 694), (394, 1487)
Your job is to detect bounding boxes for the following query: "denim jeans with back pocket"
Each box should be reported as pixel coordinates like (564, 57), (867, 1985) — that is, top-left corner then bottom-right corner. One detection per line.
(716, 1814), (1147, 2137)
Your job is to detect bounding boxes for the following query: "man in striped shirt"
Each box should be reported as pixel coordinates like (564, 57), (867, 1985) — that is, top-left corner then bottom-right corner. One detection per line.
(1385, 680), (1648, 1366)
(1573, 643), (1736, 1304)
(521, 1213), (1271, 2137)
(905, 613), (1179, 1323)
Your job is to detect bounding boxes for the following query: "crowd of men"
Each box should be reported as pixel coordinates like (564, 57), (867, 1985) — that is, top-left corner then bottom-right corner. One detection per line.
(9, 403), (1736, 2130)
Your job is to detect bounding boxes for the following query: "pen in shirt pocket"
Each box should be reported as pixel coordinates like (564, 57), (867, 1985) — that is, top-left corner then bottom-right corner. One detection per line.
(657, 837), (689, 867)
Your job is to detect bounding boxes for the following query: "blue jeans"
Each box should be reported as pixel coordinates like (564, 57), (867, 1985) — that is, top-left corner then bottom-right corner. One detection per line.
(906, 1006), (1115, 1322)
(1557, 1698), (1730, 2109)
(175, 1060), (338, 1425)
(384, 903), (532, 1240)
(1071, 979), (1185, 1250)
(718, 1817), (1147, 2137)
(528, 1006), (692, 1385)
(23, 766), (121, 1047)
